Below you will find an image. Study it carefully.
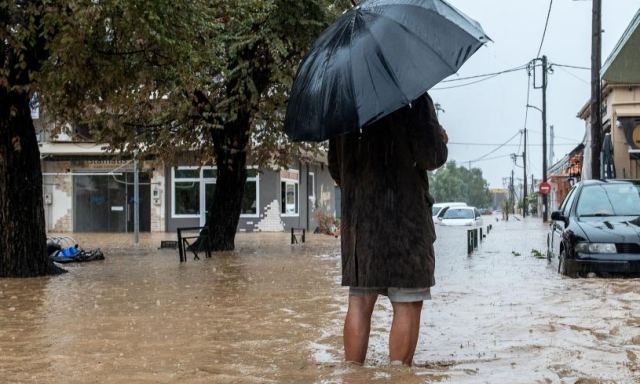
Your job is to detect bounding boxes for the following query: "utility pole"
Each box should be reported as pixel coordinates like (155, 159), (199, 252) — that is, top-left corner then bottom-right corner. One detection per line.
(523, 128), (528, 217)
(530, 56), (550, 222)
(511, 148), (528, 217)
(550, 125), (555, 166)
(531, 174), (535, 195)
(542, 55), (549, 222)
(510, 169), (515, 215)
(133, 149), (140, 246)
(590, 0), (603, 179)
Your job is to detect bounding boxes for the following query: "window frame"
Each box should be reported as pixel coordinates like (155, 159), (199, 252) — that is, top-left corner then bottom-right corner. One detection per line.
(171, 166), (260, 219)
(280, 169), (300, 217)
(308, 172), (315, 199)
(172, 166), (201, 218)
(241, 166), (260, 218)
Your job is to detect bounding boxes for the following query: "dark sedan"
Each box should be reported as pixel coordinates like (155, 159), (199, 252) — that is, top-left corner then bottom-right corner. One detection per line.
(548, 179), (640, 277)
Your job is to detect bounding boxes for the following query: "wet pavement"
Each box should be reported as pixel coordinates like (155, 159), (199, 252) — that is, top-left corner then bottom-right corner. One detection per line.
(3, 218), (640, 383)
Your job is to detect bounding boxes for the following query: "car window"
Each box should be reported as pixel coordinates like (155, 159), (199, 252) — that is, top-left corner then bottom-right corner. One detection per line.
(576, 183), (640, 217)
(432, 207), (441, 216)
(443, 208), (474, 219)
(561, 187), (577, 216)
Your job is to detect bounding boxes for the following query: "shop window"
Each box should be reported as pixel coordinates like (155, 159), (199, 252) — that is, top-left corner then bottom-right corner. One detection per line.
(175, 169), (200, 179)
(173, 168), (200, 216)
(172, 166), (259, 218)
(241, 170), (259, 216)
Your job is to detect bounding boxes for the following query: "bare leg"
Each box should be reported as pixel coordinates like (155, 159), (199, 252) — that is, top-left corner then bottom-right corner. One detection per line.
(343, 294), (378, 364)
(389, 301), (423, 366)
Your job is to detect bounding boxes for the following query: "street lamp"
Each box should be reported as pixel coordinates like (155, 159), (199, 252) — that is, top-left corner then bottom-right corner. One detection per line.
(526, 104), (542, 113)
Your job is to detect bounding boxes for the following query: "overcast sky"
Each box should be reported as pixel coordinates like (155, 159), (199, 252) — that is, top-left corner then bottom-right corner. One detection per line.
(430, 0), (640, 188)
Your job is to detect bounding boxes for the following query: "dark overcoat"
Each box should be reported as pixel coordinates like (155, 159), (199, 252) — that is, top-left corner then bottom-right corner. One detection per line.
(328, 93), (447, 288)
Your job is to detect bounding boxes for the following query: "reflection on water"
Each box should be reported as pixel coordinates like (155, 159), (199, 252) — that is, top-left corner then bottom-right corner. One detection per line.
(2, 223), (640, 383)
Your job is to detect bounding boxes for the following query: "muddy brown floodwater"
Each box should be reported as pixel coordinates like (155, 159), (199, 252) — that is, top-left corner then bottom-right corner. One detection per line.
(3, 218), (640, 383)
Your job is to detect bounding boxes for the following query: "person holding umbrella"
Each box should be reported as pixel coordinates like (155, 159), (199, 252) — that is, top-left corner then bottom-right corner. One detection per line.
(329, 93), (448, 366)
(284, 0), (489, 366)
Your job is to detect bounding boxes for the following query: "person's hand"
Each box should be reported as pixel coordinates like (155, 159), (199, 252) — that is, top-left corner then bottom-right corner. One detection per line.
(439, 127), (449, 144)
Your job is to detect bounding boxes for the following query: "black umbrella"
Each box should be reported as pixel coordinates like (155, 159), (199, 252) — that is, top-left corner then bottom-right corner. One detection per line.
(284, 0), (489, 142)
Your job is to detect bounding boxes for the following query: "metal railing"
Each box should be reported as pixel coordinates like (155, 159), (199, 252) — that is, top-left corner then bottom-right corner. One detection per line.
(177, 226), (212, 262)
(468, 224), (493, 255)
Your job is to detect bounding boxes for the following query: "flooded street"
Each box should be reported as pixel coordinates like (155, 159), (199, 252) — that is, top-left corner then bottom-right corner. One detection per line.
(3, 219), (640, 383)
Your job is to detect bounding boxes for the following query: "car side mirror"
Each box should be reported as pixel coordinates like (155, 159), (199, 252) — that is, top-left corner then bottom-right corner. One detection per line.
(551, 211), (567, 224)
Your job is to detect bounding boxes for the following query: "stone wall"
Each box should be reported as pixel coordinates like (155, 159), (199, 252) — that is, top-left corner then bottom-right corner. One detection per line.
(150, 166), (165, 232)
(255, 200), (285, 232)
(42, 161), (73, 232)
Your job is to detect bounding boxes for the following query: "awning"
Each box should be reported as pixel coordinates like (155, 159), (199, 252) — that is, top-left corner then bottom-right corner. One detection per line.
(39, 142), (111, 156)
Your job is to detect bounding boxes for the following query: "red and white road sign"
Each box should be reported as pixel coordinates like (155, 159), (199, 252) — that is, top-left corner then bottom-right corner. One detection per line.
(539, 181), (551, 195)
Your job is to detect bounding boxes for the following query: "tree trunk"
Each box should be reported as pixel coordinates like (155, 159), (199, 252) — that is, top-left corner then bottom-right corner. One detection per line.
(0, 93), (63, 277)
(203, 115), (251, 251)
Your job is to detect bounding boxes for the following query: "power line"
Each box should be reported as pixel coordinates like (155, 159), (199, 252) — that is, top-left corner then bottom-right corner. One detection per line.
(463, 131), (521, 164)
(441, 64), (528, 83)
(550, 63), (590, 71)
(432, 73), (503, 90)
(433, 64), (529, 90)
(449, 142), (579, 147)
(555, 65), (589, 84)
(537, 0), (554, 58)
(464, 154), (512, 164)
(527, 128), (581, 143)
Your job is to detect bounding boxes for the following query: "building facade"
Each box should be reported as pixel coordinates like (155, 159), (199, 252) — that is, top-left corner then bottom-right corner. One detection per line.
(40, 142), (338, 234)
(578, 9), (640, 180)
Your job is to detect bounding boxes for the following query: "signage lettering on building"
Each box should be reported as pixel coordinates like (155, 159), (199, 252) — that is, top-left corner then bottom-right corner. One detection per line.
(280, 170), (299, 181)
(71, 159), (132, 170)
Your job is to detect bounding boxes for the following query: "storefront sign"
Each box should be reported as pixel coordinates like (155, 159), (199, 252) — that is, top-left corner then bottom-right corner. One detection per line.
(71, 159), (133, 171)
(280, 170), (299, 181)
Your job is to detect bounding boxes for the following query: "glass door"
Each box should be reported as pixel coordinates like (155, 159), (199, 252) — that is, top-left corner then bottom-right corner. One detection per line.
(200, 182), (216, 227)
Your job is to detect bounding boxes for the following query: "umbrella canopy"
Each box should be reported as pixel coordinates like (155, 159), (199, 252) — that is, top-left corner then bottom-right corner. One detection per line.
(284, 0), (489, 142)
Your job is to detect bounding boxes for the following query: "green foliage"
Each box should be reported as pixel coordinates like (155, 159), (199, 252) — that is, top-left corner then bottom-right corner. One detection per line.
(2, 1), (345, 166)
(530, 249), (545, 259)
(527, 193), (539, 215)
(430, 161), (492, 208)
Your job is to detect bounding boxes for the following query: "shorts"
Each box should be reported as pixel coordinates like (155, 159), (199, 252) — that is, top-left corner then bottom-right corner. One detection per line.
(349, 287), (432, 302)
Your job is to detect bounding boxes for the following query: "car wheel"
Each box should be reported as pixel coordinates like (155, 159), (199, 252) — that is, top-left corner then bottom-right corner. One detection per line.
(558, 249), (578, 278)
(558, 249), (565, 274)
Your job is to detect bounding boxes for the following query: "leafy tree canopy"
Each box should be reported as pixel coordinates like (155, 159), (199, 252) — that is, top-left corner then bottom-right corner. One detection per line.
(430, 161), (492, 208)
(3, 0), (349, 166)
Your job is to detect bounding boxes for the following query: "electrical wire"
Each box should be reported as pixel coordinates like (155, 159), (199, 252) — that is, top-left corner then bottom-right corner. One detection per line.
(537, 0), (554, 58)
(550, 63), (590, 71)
(448, 142), (579, 147)
(440, 64), (528, 83)
(554, 65), (589, 84)
(432, 73), (503, 90)
(462, 131), (522, 164)
(464, 154), (512, 163)
(527, 129), (583, 143)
